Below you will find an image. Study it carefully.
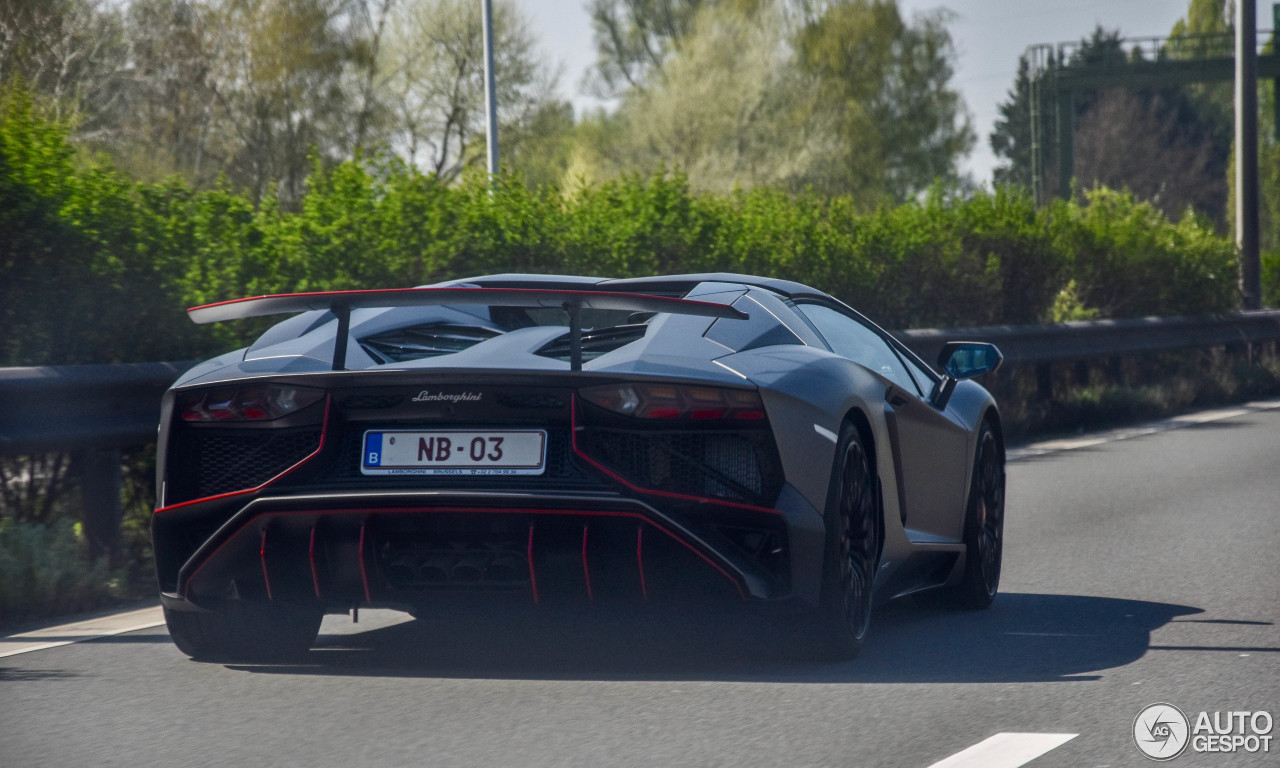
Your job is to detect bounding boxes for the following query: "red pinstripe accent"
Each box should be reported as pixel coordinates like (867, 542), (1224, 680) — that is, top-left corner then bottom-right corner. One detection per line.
(358, 519), (371, 603)
(308, 526), (321, 599)
(187, 286), (736, 315)
(527, 524), (539, 604)
(155, 395), (332, 514)
(637, 526), (648, 602)
(259, 528), (272, 601)
(178, 506), (744, 601)
(569, 394), (779, 515)
(582, 524), (593, 601)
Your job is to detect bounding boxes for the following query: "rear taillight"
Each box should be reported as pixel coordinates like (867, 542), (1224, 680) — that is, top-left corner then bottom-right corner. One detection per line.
(178, 386), (324, 422)
(579, 383), (765, 420)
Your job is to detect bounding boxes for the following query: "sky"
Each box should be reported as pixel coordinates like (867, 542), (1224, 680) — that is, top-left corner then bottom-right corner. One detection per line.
(512, 0), (1275, 185)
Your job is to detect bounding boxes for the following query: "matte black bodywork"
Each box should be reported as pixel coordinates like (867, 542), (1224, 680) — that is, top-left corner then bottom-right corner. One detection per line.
(154, 274), (1001, 631)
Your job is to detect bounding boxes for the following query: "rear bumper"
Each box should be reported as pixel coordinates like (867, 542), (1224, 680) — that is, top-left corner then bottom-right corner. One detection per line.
(156, 487), (825, 613)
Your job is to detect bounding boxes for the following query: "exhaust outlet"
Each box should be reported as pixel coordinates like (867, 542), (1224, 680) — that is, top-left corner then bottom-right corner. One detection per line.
(418, 553), (450, 583)
(484, 554), (524, 582)
(451, 555), (485, 583)
(386, 552), (418, 587)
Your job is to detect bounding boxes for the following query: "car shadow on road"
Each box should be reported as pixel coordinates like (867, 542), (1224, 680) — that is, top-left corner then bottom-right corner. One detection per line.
(226, 592), (1203, 684)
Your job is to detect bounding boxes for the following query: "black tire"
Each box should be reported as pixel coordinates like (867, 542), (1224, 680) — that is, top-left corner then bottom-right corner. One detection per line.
(165, 602), (322, 662)
(946, 421), (1005, 609)
(808, 423), (880, 660)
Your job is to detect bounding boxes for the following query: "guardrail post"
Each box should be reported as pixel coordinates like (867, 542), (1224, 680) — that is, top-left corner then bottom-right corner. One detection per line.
(1035, 363), (1054, 401)
(1225, 340), (1253, 365)
(1072, 360), (1089, 386)
(1107, 357), (1124, 385)
(76, 448), (122, 563)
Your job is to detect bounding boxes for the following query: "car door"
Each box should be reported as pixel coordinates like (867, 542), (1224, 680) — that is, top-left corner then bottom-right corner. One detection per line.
(794, 303), (969, 541)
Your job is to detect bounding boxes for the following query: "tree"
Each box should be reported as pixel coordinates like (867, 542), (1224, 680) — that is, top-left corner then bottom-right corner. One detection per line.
(585, 0), (711, 95)
(797, 0), (973, 201)
(1169, 0), (1233, 61)
(990, 24), (1231, 224)
(1074, 88), (1228, 222)
(1, 0), (377, 200)
(502, 99), (577, 189)
(1169, 0), (1278, 253)
(989, 28), (1125, 199)
(114, 0), (223, 184)
(379, 0), (556, 181)
(584, 0), (850, 96)
(1262, 39), (1279, 258)
(990, 56), (1041, 191)
(575, 2), (836, 195)
(0, 0), (131, 145)
(348, 0), (397, 153)
(573, 0), (972, 203)
(202, 0), (369, 204)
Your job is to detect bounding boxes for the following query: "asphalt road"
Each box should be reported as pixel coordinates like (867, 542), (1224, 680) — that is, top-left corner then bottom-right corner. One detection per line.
(3, 408), (1278, 768)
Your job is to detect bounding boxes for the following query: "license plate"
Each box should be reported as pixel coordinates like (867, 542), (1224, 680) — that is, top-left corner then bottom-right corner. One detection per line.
(361, 429), (547, 476)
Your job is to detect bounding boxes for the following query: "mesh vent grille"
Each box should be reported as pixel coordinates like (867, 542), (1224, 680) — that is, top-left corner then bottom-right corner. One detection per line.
(193, 428), (322, 497)
(496, 393), (565, 409)
(582, 429), (781, 506)
(360, 323), (500, 364)
(341, 394), (403, 410)
(535, 325), (648, 362)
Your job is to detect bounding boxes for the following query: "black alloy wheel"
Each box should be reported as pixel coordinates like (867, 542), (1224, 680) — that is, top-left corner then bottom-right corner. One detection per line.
(811, 424), (879, 659)
(950, 422), (1004, 609)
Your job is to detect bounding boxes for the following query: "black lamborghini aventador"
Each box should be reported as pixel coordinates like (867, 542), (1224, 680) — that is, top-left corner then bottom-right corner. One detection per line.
(154, 273), (1004, 661)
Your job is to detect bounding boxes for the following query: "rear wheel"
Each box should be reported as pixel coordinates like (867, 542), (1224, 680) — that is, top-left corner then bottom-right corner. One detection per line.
(946, 422), (1004, 609)
(808, 423), (879, 659)
(165, 602), (322, 662)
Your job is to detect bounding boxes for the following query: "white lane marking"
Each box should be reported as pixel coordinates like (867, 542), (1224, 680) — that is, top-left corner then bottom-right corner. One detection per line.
(0, 605), (414, 658)
(0, 606), (165, 658)
(1008, 396), (1280, 462)
(813, 424), (838, 443)
(926, 733), (1077, 768)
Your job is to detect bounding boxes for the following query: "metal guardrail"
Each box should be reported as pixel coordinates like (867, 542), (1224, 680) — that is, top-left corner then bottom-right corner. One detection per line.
(3, 311), (1279, 455)
(0, 361), (195, 558)
(0, 361), (194, 455)
(895, 310), (1280, 368)
(2, 311), (1279, 557)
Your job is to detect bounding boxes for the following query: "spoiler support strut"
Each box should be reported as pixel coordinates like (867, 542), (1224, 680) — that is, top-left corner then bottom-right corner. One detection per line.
(331, 304), (351, 371)
(565, 301), (583, 372)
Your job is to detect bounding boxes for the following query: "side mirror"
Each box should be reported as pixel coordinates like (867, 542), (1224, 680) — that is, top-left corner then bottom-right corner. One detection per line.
(938, 342), (1003, 380)
(932, 342), (1003, 409)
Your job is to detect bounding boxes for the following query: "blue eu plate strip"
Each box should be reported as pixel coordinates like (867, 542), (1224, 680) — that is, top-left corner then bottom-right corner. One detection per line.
(364, 432), (382, 467)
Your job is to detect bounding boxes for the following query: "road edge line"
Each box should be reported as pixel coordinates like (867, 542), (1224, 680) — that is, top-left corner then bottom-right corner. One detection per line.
(0, 616), (166, 659)
(1008, 396), (1280, 462)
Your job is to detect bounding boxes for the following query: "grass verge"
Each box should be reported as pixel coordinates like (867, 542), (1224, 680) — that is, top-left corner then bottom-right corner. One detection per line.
(0, 519), (123, 629)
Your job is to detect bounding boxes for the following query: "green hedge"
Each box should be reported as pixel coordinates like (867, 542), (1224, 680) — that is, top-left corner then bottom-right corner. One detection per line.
(0, 519), (120, 627)
(0, 89), (1244, 367)
(1265, 249), (1280, 307)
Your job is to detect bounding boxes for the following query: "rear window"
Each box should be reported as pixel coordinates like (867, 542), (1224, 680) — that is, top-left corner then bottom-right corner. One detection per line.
(703, 295), (803, 352)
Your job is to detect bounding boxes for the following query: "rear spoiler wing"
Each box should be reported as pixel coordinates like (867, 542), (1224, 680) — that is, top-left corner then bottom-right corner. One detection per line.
(186, 287), (747, 372)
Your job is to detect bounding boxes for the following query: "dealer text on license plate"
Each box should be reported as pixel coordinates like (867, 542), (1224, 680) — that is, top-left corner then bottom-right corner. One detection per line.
(361, 429), (547, 475)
